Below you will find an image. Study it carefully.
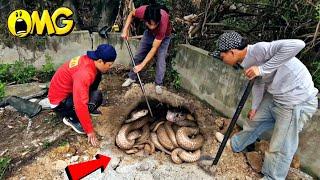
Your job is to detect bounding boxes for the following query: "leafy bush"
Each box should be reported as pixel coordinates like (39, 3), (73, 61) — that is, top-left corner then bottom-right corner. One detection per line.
(36, 54), (55, 82)
(0, 82), (5, 100)
(0, 57), (55, 84)
(0, 64), (11, 83)
(12, 61), (37, 84)
(0, 157), (11, 179)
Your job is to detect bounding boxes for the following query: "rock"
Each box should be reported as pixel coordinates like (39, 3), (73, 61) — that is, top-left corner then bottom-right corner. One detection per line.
(255, 140), (269, 154)
(54, 144), (70, 154)
(70, 155), (79, 163)
(290, 154), (300, 169)
(245, 152), (263, 172)
(287, 167), (313, 180)
(220, 118), (241, 136)
(5, 82), (48, 99)
(82, 155), (89, 161)
(0, 149), (8, 156)
(28, 98), (38, 103)
(229, 4), (237, 10)
(186, 114), (195, 121)
(134, 172), (154, 180)
(136, 162), (150, 171)
(52, 160), (67, 170)
(68, 147), (77, 155)
(214, 117), (225, 128)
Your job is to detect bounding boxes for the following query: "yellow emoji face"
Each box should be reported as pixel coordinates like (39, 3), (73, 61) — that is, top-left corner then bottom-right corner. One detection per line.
(7, 10), (32, 37)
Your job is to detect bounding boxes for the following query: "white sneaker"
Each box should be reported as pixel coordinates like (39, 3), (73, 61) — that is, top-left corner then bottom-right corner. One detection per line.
(215, 132), (231, 148)
(122, 78), (136, 87)
(155, 85), (163, 94)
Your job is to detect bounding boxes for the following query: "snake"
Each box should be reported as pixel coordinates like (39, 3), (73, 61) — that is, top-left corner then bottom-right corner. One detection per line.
(143, 140), (155, 155)
(136, 123), (150, 144)
(150, 132), (172, 155)
(116, 116), (148, 150)
(176, 127), (204, 151)
(174, 120), (198, 127)
(127, 130), (142, 140)
(164, 121), (179, 148)
(171, 148), (201, 163)
(116, 110), (205, 164)
(151, 120), (165, 132)
(157, 124), (175, 151)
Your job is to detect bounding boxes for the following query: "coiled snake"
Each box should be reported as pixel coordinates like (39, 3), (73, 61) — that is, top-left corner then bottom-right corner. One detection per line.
(116, 110), (204, 164)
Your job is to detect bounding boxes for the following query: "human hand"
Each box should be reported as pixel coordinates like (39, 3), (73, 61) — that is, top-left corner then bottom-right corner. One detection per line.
(87, 132), (99, 147)
(247, 109), (257, 120)
(121, 30), (129, 40)
(133, 63), (145, 73)
(245, 66), (260, 80)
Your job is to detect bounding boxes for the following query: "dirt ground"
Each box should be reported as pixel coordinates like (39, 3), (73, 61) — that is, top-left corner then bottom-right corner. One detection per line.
(0, 67), (308, 179)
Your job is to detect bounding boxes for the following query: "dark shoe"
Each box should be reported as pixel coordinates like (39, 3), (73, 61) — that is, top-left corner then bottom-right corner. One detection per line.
(63, 117), (85, 134)
(90, 109), (102, 116)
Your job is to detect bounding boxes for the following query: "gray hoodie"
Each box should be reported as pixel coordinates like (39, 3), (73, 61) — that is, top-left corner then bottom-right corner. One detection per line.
(240, 39), (318, 109)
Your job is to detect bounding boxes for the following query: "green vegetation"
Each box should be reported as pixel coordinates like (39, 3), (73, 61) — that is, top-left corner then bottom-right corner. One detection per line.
(12, 61), (37, 84)
(0, 157), (11, 180)
(0, 61), (36, 84)
(0, 82), (4, 101)
(0, 55), (55, 86)
(37, 54), (55, 82)
(58, 140), (69, 147)
(43, 140), (52, 149)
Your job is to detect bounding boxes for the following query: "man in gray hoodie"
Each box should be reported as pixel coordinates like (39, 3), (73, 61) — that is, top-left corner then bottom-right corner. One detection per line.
(214, 32), (318, 179)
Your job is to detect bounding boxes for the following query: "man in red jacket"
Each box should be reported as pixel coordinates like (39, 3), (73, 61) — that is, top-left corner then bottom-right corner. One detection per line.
(48, 44), (117, 146)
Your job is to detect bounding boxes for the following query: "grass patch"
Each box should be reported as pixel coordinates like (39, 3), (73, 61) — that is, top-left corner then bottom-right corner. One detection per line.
(43, 140), (52, 149)
(0, 157), (11, 180)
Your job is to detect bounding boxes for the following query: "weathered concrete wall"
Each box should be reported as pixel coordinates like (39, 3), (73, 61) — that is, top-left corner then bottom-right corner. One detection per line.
(173, 44), (251, 126)
(173, 44), (320, 178)
(0, 31), (135, 68)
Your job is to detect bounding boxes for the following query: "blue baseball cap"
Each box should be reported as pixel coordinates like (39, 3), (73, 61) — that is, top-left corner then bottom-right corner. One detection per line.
(87, 44), (117, 62)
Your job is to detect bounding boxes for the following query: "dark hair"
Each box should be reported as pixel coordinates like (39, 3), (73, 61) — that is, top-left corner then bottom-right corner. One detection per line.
(144, 0), (169, 24)
(144, 4), (161, 24)
(236, 38), (249, 50)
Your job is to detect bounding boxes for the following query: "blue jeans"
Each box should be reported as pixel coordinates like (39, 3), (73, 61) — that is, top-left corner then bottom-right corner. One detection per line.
(128, 30), (171, 85)
(230, 93), (318, 180)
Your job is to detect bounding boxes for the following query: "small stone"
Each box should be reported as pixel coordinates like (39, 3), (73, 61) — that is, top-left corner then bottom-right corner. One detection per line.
(220, 118), (241, 136)
(70, 155), (79, 163)
(7, 125), (14, 129)
(229, 4), (237, 10)
(55, 144), (70, 154)
(214, 117), (225, 128)
(287, 167), (313, 180)
(21, 151), (29, 156)
(65, 153), (72, 157)
(52, 160), (68, 170)
(290, 154), (300, 169)
(28, 98), (38, 103)
(245, 152), (263, 172)
(0, 149), (9, 156)
(134, 172), (154, 180)
(136, 162), (150, 171)
(255, 140), (269, 154)
(186, 114), (195, 121)
(82, 155), (89, 161)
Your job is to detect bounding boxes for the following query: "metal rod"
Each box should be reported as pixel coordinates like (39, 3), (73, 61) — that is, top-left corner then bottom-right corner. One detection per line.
(125, 40), (154, 117)
(212, 78), (255, 165)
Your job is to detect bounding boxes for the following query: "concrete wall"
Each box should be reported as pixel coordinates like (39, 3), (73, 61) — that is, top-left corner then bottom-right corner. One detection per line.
(173, 44), (320, 178)
(0, 31), (136, 68)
